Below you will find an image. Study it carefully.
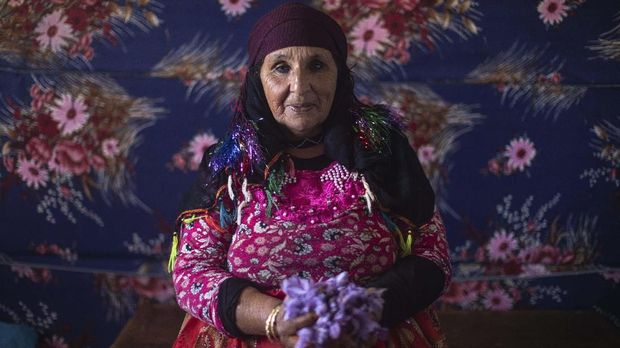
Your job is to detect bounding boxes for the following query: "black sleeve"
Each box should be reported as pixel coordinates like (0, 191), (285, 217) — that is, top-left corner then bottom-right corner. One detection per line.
(365, 255), (445, 328)
(217, 277), (257, 337)
(355, 129), (435, 227)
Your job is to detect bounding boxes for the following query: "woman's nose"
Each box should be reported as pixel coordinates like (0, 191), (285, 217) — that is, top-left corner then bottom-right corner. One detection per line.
(290, 68), (311, 95)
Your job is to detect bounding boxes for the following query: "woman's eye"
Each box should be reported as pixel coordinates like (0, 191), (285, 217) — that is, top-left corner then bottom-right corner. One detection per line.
(309, 60), (325, 71)
(274, 64), (290, 73)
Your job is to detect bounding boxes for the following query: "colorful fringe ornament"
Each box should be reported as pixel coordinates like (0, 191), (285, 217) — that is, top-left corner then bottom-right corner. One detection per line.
(167, 232), (179, 273)
(353, 106), (403, 152)
(209, 105), (400, 186)
(265, 161), (287, 217)
(168, 213), (206, 273)
(209, 136), (242, 175)
(208, 116), (264, 178)
(380, 211), (413, 257)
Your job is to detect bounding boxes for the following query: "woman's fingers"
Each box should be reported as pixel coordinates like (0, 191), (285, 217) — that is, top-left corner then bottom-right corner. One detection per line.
(280, 335), (298, 348)
(273, 305), (317, 348)
(277, 312), (317, 337)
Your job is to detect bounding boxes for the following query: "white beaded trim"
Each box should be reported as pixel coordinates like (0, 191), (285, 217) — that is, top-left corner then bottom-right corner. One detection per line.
(283, 172), (297, 185)
(320, 163), (352, 193)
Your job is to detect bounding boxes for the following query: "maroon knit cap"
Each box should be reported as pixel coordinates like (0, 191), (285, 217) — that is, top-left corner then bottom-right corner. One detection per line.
(247, 2), (348, 67)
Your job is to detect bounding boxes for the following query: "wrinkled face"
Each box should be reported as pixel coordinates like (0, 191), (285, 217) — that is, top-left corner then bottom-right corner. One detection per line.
(259, 46), (338, 140)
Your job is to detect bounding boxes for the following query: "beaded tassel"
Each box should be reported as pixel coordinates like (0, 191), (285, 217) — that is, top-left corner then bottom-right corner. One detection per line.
(227, 174), (235, 201)
(265, 162), (286, 217)
(380, 212), (413, 257)
(167, 213), (204, 273)
(167, 232), (179, 273)
(361, 175), (376, 214)
(266, 163), (286, 194)
(236, 177), (250, 225)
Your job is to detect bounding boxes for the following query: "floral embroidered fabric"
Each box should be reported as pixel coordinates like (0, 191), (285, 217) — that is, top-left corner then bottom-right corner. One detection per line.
(172, 161), (451, 336)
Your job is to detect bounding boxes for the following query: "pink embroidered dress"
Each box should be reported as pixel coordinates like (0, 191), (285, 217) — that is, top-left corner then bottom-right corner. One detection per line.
(172, 161), (451, 347)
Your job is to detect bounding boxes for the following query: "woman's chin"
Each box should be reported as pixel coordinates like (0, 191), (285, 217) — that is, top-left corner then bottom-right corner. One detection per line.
(287, 126), (322, 140)
(280, 117), (325, 139)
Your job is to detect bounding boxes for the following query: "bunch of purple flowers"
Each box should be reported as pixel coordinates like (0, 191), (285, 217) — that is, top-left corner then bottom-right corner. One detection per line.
(281, 272), (386, 348)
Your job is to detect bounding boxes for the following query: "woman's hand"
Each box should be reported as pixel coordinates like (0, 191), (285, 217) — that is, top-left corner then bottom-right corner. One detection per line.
(275, 309), (317, 348)
(274, 313), (378, 348)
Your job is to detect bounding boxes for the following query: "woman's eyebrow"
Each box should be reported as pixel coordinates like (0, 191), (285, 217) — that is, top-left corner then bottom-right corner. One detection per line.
(268, 52), (328, 63)
(307, 54), (326, 60)
(271, 54), (290, 61)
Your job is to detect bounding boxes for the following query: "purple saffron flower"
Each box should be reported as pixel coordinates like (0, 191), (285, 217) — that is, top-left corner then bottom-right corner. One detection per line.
(281, 272), (386, 348)
(329, 322), (341, 339)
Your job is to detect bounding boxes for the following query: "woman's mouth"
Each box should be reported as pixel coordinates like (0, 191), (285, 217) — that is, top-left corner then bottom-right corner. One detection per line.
(287, 103), (314, 113)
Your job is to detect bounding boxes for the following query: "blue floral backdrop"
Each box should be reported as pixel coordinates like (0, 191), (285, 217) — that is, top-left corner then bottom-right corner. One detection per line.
(1, 1), (619, 347)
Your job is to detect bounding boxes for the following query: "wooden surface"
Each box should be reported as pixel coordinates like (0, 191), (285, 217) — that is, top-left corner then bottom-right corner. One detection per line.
(111, 302), (620, 348)
(110, 300), (185, 348)
(439, 309), (620, 348)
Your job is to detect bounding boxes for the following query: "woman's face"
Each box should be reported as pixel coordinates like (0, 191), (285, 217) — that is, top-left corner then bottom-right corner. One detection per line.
(259, 46), (338, 140)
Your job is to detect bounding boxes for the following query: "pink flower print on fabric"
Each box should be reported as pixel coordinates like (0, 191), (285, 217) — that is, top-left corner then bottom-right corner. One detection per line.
(537, 0), (569, 26)
(102, 138), (120, 158)
(50, 94), (89, 136)
(455, 281), (480, 308)
(35, 10), (75, 53)
(188, 132), (218, 170)
(48, 140), (90, 175)
(521, 264), (549, 277)
(482, 288), (514, 311)
(417, 144), (437, 165)
(351, 14), (392, 57)
(441, 280), (482, 308)
(486, 229), (518, 262)
(16, 158), (49, 189)
(26, 137), (53, 163)
(219, 0), (253, 17)
(504, 136), (537, 172)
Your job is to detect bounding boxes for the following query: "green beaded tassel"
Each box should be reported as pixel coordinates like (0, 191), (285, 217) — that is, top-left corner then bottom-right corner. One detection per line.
(167, 232), (179, 273)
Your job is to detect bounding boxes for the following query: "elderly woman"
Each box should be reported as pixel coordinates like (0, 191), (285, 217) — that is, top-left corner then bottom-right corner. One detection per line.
(170, 3), (451, 347)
